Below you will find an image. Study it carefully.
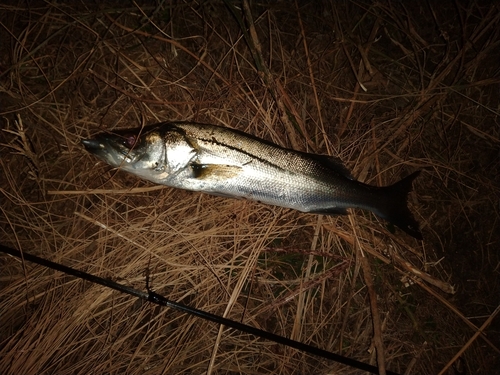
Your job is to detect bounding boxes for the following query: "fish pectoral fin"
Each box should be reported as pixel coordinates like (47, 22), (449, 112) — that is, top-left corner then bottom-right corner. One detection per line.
(190, 163), (242, 180)
(308, 207), (348, 216)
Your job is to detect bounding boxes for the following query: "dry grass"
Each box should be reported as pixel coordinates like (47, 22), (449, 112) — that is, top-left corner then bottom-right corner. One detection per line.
(1, 1), (499, 374)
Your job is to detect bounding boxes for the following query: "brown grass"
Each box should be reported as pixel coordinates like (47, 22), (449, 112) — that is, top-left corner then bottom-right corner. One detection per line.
(1, 1), (499, 374)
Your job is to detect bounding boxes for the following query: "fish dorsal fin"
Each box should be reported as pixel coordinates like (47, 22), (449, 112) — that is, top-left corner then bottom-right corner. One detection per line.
(307, 154), (354, 180)
(190, 163), (242, 180)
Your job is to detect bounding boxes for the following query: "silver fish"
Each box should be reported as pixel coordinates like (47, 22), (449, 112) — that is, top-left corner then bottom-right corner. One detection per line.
(82, 122), (422, 239)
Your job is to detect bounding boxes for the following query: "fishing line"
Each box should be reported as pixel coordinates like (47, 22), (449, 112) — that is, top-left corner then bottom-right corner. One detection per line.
(1, 244), (401, 375)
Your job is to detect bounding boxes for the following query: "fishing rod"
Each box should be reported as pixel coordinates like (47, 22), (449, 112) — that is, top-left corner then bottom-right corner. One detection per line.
(1, 244), (401, 375)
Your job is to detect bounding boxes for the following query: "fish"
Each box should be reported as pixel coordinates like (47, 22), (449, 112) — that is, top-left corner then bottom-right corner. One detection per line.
(82, 122), (422, 240)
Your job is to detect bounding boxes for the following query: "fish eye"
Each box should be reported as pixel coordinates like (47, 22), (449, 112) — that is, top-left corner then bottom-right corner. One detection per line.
(122, 134), (137, 149)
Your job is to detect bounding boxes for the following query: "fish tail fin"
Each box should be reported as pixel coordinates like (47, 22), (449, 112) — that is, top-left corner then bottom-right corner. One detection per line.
(376, 171), (422, 240)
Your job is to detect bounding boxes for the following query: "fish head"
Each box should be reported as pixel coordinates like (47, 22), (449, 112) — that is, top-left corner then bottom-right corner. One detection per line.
(82, 126), (195, 183)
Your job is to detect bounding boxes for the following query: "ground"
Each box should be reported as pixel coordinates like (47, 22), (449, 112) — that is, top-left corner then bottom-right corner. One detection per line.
(1, 1), (499, 374)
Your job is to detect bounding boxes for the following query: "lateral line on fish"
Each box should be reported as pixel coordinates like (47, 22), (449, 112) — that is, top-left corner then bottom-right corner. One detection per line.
(82, 122), (423, 239)
(195, 136), (291, 173)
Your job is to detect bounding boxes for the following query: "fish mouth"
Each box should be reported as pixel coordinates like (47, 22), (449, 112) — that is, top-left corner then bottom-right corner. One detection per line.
(82, 138), (105, 151)
(82, 137), (114, 159)
(82, 135), (131, 167)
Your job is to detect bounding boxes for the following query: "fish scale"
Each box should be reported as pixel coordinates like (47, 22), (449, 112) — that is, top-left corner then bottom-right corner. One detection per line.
(186, 131), (342, 208)
(82, 122), (422, 239)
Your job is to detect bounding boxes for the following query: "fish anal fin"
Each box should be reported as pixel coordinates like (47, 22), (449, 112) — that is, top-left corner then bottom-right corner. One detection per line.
(308, 207), (348, 216)
(206, 191), (240, 199)
(191, 163), (242, 180)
